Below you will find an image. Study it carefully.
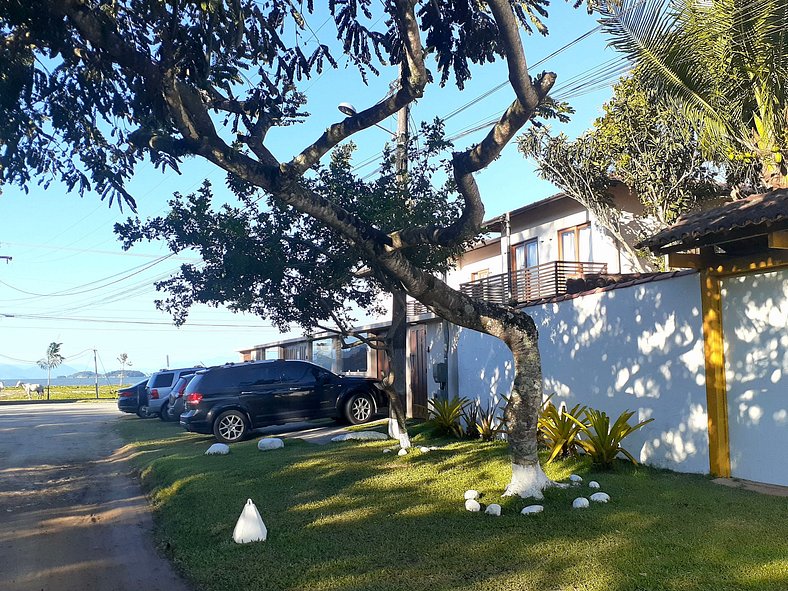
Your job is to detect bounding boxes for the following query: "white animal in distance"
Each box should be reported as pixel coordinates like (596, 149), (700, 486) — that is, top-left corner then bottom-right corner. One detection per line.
(16, 382), (44, 399)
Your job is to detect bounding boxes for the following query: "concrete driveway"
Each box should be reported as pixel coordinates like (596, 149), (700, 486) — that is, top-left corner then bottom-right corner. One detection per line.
(0, 402), (191, 591)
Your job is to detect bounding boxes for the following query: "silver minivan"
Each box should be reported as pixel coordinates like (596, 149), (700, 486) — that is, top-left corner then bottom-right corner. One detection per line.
(139, 366), (203, 419)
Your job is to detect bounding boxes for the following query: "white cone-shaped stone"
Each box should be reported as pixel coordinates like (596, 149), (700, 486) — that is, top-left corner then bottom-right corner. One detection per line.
(205, 443), (230, 455)
(485, 504), (502, 516)
(465, 499), (481, 512)
(569, 474), (583, 484)
(464, 489), (480, 500)
(257, 438), (284, 451)
(331, 431), (388, 442)
(572, 497), (590, 509)
(521, 505), (544, 515)
(588, 481), (600, 489)
(233, 499), (267, 544)
(397, 448), (408, 456)
(590, 492), (611, 503)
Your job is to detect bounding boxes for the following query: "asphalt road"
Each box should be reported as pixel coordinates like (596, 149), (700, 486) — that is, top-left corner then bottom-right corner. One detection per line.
(0, 402), (191, 591)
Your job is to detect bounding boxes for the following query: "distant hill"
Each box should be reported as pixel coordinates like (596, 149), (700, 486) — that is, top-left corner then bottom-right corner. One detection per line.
(65, 370), (147, 379)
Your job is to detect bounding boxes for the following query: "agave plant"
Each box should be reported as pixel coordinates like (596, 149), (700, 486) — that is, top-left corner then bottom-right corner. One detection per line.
(427, 397), (468, 438)
(537, 397), (589, 463)
(568, 408), (655, 469)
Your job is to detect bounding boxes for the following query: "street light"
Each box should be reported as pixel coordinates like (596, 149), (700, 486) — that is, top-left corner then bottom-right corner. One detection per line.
(337, 102), (396, 136)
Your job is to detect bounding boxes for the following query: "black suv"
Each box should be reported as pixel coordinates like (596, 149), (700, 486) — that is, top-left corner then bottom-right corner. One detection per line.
(179, 360), (386, 443)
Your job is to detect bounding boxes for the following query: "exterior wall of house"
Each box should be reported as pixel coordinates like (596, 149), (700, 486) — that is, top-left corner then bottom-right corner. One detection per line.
(448, 272), (711, 475)
(446, 240), (502, 288)
(721, 268), (788, 486)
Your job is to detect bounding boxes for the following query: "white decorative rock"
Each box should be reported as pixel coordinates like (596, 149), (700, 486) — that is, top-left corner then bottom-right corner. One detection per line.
(590, 492), (611, 503)
(588, 481), (601, 489)
(572, 497), (590, 509)
(331, 431), (389, 442)
(205, 443), (230, 455)
(419, 446), (430, 453)
(464, 489), (480, 500)
(485, 503), (502, 516)
(397, 448), (408, 456)
(257, 438), (284, 451)
(569, 474), (583, 484)
(382, 448), (392, 454)
(521, 505), (544, 515)
(233, 499), (267, 544)
(465, 499), (481, 512)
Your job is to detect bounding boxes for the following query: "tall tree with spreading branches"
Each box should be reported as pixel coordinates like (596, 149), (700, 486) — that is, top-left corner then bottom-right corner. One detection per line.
(2, 0), (592, 497)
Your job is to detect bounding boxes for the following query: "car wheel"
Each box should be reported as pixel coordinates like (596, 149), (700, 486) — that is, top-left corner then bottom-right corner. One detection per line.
(345, 392), (374, 425)
(137, 405), (151, 419)
(159, 402), (171, 421)
(213, 410), (249, 444)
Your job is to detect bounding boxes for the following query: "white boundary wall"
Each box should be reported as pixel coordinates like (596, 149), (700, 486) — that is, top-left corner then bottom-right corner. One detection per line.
(722, 269), (788, 486)
(450, 272), (711, 475)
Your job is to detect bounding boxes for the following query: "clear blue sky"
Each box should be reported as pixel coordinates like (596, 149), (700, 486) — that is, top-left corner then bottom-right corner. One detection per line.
(0, 4), (625, 377)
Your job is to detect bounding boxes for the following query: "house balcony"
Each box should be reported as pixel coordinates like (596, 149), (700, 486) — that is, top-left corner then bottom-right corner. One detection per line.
(459, 261), (608, 306)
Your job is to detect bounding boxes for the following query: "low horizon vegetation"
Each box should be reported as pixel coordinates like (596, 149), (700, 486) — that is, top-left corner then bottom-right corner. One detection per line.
(116, 417), (787, 591)
(0, 384), (120, 401)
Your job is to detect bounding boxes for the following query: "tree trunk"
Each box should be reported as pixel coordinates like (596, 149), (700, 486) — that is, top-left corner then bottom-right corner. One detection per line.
(384, 289), (411, 449)
(500, 322), (555, 498)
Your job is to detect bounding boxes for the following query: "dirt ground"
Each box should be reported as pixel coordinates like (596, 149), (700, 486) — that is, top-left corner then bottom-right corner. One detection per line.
(0, 402), (191, 591)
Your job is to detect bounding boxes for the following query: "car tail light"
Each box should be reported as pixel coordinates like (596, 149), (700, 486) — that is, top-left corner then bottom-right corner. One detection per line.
(150, 388), (159, 399)
(119, 391), (132, 398)
(185, 393), (203, 407)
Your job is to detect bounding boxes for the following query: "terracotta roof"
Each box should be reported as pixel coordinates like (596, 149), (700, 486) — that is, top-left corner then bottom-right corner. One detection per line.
(520, 270), (698, 308)
(638, 189), (788, 254)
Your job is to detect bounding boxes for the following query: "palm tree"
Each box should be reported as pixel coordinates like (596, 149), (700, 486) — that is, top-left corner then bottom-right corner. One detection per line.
(600, 0), (788, 190)
(37, 342), (64, 400)
(117, 353), (132, 386)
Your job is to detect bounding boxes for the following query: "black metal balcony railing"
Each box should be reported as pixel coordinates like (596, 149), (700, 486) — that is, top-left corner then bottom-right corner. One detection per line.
(460, 261), (608, 306)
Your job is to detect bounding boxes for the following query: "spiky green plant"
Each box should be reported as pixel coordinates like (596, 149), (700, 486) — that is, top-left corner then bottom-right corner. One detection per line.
(538, 398), (589, 463)
(568, 408), (655, 469)
(427, 397), (468, 438)
(461, 400), (506, 441)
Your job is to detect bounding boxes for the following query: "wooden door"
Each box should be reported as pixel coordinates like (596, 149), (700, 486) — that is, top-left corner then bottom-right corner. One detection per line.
(408, 325), (428, 418)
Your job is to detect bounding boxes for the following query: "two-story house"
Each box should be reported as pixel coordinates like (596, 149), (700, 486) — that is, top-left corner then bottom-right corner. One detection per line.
(239, 191), (643, 416)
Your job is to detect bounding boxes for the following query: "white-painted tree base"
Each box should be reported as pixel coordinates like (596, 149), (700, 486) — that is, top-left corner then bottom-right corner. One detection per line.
(388, 418), (411, 450)
(502, 462), (555, 499)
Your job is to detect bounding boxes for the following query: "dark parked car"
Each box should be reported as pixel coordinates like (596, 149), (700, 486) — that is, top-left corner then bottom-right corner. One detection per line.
(117, 379), (149, 416)
(165, 373), (196, 422)
(180, 360), (386, 443)
(139, 366), (204, 419)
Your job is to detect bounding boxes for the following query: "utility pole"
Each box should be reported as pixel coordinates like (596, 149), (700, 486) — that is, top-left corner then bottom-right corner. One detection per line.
(93, 349), (99, 399)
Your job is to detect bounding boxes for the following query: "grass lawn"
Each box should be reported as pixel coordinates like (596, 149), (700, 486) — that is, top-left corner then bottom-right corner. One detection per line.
(0, 384), (119, 401)
(116, 417), (788, 591)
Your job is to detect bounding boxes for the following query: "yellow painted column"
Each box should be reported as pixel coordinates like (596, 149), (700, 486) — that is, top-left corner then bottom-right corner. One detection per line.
(699, 271), (731, 477)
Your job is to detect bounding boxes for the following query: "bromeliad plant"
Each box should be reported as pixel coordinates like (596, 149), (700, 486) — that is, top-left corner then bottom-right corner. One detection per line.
(462, 400), (507, 441)
(427, 397), (468, 438)
(538, 396), (589, 463)
(569, 408), (655, 469)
